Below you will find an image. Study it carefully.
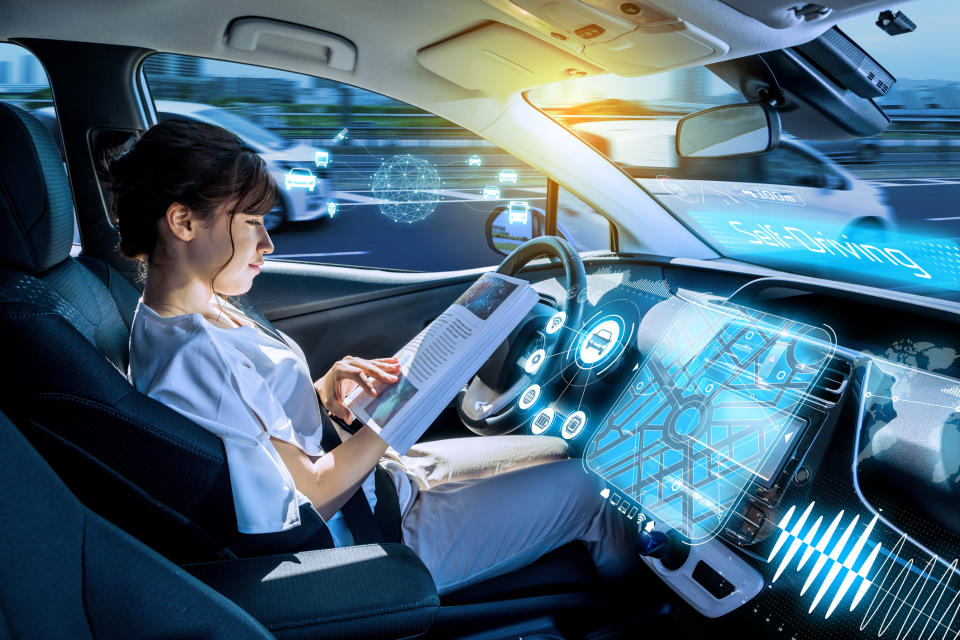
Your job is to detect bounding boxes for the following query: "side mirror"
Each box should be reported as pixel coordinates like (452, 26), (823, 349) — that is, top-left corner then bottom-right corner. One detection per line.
(485, 203), (546, 256)
(676, 103), (781, 158)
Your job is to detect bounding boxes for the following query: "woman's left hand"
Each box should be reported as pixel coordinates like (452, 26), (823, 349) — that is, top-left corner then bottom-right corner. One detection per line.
(314, 355), (401, 422)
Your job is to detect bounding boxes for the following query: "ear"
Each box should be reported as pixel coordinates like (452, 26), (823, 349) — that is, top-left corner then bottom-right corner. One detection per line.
(164, 202), (195, 242)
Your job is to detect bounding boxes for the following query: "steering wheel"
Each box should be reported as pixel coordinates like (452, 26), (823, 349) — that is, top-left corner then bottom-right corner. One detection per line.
(457, 236), (587, 435)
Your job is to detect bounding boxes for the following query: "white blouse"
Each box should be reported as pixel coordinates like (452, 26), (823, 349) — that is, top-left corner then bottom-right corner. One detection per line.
(127, 296), (416, 546)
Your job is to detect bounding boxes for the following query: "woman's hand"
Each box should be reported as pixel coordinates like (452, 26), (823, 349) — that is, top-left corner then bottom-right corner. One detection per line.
(314, 356), (401, 422)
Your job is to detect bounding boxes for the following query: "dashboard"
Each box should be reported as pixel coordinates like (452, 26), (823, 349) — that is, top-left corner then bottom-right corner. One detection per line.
(520, 256), (960, 638)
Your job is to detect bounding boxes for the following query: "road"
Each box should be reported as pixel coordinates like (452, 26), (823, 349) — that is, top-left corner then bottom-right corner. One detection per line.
(268, 153), (960, 272)
(868, 177), (960, 240)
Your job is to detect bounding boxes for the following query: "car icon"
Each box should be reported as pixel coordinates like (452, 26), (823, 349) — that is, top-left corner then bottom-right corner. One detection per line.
(586, 328), (613, 355)
(499, 169), (518, 184)
(482, 185), (501, 199)
(315, 150), (330, 168)
(467, 154), (483, 167)
(508, 200), (529, 224)
(285, 167), (317, 191)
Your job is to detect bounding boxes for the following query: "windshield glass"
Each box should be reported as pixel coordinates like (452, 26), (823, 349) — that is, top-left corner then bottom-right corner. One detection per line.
(196, 108), (290, 151)
(528, 1), (960, 301)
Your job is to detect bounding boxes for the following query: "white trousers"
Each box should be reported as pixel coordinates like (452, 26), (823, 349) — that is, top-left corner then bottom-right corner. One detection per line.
(396, 436), (639, 595)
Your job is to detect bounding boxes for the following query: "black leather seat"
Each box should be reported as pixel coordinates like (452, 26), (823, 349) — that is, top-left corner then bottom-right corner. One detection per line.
(0, 406), (276, 639)
(0, 406), (440, 639)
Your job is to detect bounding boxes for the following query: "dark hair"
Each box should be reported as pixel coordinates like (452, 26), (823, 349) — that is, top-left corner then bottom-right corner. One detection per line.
(105, 118), (278, 282)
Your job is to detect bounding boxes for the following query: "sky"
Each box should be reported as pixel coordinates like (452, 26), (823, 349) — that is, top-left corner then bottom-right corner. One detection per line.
(1, 1), (957, 84)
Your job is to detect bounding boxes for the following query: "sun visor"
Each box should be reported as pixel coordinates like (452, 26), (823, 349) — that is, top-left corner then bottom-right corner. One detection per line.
(417, 22), (602, 92)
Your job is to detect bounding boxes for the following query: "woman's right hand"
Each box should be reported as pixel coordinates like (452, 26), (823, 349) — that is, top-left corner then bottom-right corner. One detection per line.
(314, 356), (401, 422)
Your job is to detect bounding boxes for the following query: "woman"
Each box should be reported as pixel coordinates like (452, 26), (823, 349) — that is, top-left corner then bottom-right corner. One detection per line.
(111, 118), (637, 595)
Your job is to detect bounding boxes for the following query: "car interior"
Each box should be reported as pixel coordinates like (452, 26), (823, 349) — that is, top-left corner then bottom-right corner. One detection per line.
(2, 0), (958, 639)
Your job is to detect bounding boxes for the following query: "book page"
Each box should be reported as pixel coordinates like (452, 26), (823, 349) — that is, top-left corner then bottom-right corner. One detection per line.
(346, 272), (536, 452)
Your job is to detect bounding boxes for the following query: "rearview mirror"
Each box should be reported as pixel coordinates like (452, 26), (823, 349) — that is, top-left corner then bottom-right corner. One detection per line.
(676, 103), (780, 158)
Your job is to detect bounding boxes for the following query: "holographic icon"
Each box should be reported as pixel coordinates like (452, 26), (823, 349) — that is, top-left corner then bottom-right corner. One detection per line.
(371, 154), (442, 223)
(284, 167), (316, 191)
(467, 154), (483, 167)
(498, 169), (518, 184)
(586, 328), (613, 356)
(656, 175), (699, 204)
(327, 201), (338, 218)
(315, 150), (330, 168)
(579, 319), (620, 365)
(333, 128), (348, 144)
(600, 487), (611, 499)
(531, 407), (555, 435)
(508, 200), (529, 224)
(482, 185), (501, 199)
(561, 410), (587, 440)
(524, 348), (546, 374)
(518, 383), (541, 410)
(546, 311), (566, 335)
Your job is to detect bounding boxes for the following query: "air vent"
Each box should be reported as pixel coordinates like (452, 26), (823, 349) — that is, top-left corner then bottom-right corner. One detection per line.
(808, 355), (852, 407)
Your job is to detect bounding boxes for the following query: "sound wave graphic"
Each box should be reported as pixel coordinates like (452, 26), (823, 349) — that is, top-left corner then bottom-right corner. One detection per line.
(768, 502), (882, 619)
(860, 536), (960, 640)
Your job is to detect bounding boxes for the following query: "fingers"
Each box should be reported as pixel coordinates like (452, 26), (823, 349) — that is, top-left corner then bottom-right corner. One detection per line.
(343, 356), (400, 385)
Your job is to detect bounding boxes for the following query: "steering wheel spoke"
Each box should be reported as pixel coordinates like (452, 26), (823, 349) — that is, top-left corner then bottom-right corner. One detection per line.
(457, 237), (587, 436)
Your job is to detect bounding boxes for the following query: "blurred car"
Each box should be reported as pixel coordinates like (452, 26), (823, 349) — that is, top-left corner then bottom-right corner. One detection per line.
(33, 102), (334, 232)
(573, 119), (894, 237)
(284, 167), (317, 191)
(467, 154), (482, 167)
(498, 168), (518, 184)
(155, 101), (333, 231)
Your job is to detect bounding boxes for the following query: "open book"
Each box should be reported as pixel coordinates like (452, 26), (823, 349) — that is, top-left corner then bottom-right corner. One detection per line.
(345, 272), (539, 453)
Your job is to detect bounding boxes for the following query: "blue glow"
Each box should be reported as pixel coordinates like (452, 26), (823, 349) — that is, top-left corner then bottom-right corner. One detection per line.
(687, 211), (960, 289)
(370, 154), (441, 223)
(768, 502), (882, 619)
(284, 167), (316, 191)
(583, 298), (835, 543)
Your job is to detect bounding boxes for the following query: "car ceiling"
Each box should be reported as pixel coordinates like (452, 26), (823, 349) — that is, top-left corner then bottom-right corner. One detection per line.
(0, 0), (909, 113)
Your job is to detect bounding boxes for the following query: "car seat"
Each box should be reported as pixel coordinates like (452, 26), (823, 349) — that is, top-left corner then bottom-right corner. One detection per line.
(0, 100), (601, 605)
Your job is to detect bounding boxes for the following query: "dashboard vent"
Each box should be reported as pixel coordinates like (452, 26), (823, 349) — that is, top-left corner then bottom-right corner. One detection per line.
(808, 356), (852, 407)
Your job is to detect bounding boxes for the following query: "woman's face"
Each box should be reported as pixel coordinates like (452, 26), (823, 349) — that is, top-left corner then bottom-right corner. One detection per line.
(193, 203), (274, 296)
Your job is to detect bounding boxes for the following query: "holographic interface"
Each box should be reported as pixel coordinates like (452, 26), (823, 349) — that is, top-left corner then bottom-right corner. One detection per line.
(583, 296), (836, 543)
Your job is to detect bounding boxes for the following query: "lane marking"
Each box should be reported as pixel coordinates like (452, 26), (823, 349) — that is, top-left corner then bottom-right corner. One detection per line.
(272, 251), (370, 258)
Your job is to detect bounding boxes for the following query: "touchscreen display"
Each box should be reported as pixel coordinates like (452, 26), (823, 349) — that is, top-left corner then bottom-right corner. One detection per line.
(583, 297), (835, 543)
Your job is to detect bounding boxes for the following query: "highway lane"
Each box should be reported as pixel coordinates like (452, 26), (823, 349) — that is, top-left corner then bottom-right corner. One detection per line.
(267, 178), (960, 272)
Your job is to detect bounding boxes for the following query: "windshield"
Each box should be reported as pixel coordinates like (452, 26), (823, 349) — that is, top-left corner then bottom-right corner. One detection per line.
(528, 1), (960, 301)
(196, 108), (290, 151)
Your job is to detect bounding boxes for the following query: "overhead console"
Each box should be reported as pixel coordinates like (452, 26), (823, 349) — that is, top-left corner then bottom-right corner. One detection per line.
(495, 0), (729, 75)
(417, 3), (729, 94)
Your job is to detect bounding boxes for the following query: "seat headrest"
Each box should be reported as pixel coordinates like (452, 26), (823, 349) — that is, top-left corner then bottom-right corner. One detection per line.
(0, 102), (75, 274)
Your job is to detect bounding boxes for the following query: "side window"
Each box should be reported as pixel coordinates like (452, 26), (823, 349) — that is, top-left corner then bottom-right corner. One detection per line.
(142, 53), (607, 271)
(0, 44), (81, 254)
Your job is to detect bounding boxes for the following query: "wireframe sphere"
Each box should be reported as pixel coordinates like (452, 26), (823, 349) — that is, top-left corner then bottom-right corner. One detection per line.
(371, 154), (441, 223)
